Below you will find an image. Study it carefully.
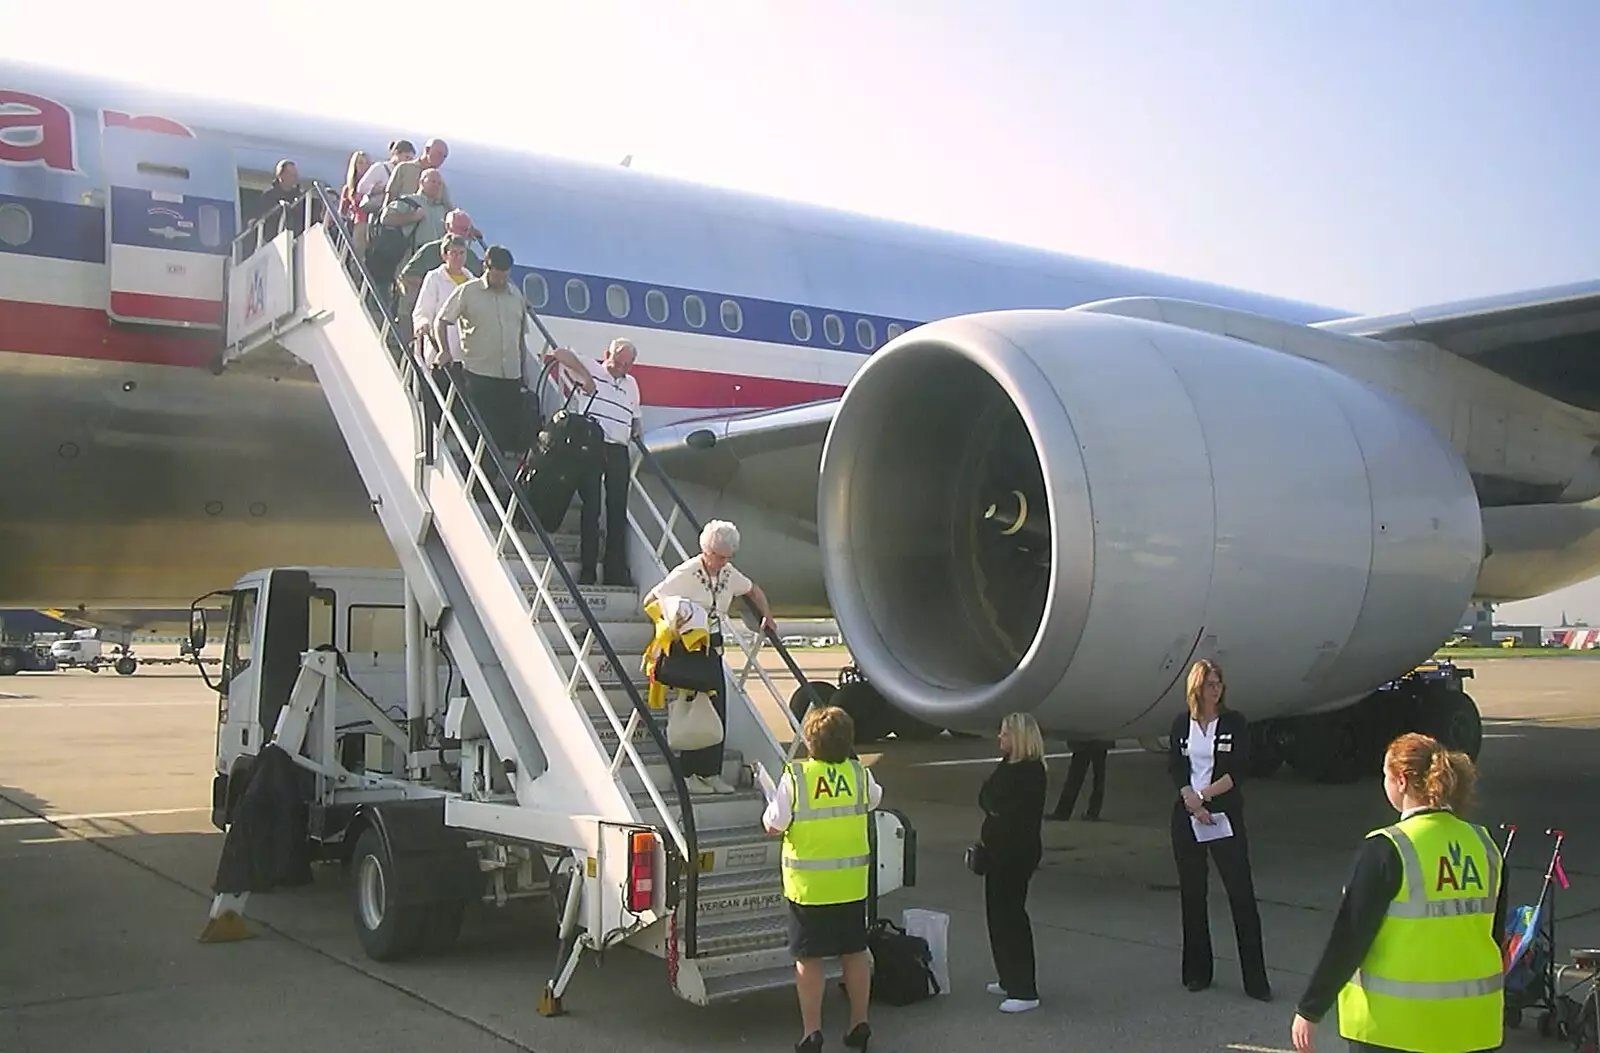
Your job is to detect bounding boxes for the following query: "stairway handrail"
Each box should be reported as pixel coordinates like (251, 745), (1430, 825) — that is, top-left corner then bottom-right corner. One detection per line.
(235, 185), (704, 957)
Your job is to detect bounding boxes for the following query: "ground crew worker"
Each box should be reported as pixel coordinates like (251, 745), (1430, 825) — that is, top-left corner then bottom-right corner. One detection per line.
(1291, 732), (1508, 1053)
(763, 705), (883, 1053)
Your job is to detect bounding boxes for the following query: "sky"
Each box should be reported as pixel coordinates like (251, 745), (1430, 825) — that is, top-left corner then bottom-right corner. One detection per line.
(5, 1), (1600, 623)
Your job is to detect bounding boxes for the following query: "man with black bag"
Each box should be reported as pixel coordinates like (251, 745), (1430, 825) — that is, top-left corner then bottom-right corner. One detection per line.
(543, 339), (642, 586)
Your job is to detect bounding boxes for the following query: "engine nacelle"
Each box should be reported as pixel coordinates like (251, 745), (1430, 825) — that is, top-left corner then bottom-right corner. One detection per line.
(817, 308), (1483, 738)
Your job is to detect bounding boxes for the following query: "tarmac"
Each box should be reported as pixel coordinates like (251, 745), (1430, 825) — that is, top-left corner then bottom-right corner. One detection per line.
(2, 652), (1598, 1053)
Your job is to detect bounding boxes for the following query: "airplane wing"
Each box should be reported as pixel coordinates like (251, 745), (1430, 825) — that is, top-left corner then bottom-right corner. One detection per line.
(1319, 278), (1600, 410)
(642, 400), (838, 531)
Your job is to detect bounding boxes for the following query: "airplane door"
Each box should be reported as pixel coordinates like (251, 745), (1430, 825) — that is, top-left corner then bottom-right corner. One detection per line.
(101, 125), (239, 329)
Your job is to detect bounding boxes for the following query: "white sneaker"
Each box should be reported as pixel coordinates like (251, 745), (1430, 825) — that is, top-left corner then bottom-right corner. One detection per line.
(686, 775), (716, 795)
(986, 982), (1006, 996)
(999, 998), (1040, 1013)
(707, 775), (736, 795)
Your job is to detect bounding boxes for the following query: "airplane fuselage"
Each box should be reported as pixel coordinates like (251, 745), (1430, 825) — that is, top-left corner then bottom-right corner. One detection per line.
(5, 62), (1600, 614)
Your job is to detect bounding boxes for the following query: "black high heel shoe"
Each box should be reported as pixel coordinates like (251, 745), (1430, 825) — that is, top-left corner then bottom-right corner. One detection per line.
(843, 1023), (871, 1050)
(795, 1031), (824, 1053)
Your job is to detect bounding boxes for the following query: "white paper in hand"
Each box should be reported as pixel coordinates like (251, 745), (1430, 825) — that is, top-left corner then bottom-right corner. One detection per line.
(754, 762), (778, 804)
(1191, 811), (1235, 843)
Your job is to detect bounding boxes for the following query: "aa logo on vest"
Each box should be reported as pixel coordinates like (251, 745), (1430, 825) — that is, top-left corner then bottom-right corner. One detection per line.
(813, 768), (855, 801)
(1435, 841), (1484, 892)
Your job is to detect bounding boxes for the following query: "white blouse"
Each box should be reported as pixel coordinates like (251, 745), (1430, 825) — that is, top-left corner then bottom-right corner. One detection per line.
(654, 555), (753, 634)
(1186, 717), (1217, 793)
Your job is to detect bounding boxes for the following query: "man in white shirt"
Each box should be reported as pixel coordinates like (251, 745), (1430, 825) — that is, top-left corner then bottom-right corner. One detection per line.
(547, 338), (643, 586)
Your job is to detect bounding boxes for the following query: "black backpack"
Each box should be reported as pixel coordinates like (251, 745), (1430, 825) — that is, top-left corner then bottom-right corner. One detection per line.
(867, 918), (940, 1005)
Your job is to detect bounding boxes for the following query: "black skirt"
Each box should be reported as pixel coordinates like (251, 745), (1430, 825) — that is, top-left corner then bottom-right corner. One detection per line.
(787, 898), (868, 959)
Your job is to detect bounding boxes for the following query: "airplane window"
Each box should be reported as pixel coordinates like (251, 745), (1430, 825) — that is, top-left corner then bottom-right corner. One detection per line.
(790, 309), (812, 342)
(606, 283), (631, 319)
(823, 314), (844, 346)
(645, 289), (669, 323)
(720, 299), (744, 334)
(886, 323), (905, 342)
(856, 318), (877, 350)
(523, 273), (549, 309)
(0, 203), (32, 248)
(565, 278), (590, 314)
(684, 295), (706, 329)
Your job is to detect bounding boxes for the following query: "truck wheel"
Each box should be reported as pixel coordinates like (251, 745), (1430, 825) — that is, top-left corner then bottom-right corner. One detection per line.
(788, 681), (837, 725)
(115, 657), (138, 676)
(417, 899), (467, 953)
(352, 826), (423, 961)
(1288, 709), (1362, 784)
(831, 680), (892, 743)
(1421, 688), (1483, 760)
(1245, 720), (1286, 778)
(0, 651), (18, 676)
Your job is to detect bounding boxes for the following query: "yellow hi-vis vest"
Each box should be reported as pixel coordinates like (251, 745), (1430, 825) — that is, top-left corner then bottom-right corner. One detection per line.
(1337, 811), (1504, 1053)
(781, 759), (871, 906)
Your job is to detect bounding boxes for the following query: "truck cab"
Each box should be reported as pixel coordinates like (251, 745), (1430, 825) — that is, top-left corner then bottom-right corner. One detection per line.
(199, 566), (432, 830)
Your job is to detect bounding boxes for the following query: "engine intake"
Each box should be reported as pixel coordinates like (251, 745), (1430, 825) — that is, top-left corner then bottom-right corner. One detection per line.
(818, 308), (1483, 737)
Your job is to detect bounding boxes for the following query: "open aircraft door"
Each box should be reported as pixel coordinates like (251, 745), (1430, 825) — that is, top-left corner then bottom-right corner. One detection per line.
(102, 124), (239, 329)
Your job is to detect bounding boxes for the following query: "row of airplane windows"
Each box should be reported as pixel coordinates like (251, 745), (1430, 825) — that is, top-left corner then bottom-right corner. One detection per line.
(522, 272), (907, 350)
(0, 200), (905, 350)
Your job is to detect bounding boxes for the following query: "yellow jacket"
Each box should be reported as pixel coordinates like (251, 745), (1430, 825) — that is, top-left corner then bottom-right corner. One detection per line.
(642, 596), (712, 710)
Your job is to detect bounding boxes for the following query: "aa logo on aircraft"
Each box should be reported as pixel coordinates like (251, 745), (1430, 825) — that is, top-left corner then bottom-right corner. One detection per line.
(813, 768), (855, 801)
(244, 267), (265, 322)
(1435, 841), (1484, 892)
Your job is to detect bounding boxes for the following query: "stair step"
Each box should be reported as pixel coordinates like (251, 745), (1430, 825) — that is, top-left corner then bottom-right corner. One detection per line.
(698, 956), (840, 1004)
(518, 580), (646, 623)
(693, 869), (785, 920)
(615, 752), (747, 797)
(556, 651), (644, 688)
(694, 913), (788, 958)
(632, 785), (767, 830)
(696, 824), (784, 874)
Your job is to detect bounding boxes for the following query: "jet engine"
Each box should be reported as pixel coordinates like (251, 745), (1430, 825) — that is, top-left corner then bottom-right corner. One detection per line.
(817, 308), (1484, 738)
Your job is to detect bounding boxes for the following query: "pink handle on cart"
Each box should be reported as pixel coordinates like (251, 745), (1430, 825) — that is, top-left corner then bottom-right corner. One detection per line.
(1547, 829), (1570, 889)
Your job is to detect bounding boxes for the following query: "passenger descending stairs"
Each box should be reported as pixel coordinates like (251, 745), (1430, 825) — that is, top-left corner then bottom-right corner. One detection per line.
(219, 186), (822, 1006)
(532, 506), (805, 1003)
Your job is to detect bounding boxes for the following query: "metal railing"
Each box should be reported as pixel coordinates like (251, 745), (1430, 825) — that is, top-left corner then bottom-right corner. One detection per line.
(624, 440), (821, 759)
(515, 291), (819, 755)
(229, 184), (705, 956)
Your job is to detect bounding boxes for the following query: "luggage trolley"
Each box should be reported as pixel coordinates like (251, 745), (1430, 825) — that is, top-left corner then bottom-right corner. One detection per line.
(1501, 825), (1570, 1037)
(1556, 948), (1600, 1053)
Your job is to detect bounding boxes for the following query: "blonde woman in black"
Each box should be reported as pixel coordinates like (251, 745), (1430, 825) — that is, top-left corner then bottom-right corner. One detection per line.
(1168, 659), (1271, 1001)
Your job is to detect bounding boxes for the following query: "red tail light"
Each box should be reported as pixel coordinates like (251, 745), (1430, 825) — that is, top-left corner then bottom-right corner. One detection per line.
(628, 830), (657, 912)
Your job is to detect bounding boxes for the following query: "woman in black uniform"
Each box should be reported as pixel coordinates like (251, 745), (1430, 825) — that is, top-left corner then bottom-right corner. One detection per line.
(979, 712), (1048, 1013)
(1168, 659), (1272, 1001)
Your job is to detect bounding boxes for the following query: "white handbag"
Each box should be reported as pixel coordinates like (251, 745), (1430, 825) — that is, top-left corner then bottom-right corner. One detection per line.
(667, 691), (724, 752)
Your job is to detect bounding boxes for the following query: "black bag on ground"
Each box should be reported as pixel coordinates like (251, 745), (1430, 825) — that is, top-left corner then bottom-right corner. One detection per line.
(867, 918), (940, 1005)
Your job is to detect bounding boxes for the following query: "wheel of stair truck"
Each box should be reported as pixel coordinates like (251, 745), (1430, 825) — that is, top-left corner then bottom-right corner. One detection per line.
(788, 680), (838, 725)
(351, 825), (425, 961)
(114, 656), (137, 676)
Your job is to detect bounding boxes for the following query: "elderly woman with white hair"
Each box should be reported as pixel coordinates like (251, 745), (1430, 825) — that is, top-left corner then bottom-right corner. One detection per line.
(644, 519), (778, 794)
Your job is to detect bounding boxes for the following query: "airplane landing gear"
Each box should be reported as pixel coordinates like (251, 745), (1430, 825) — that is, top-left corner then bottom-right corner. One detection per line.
(1283, 662), (1481, 784)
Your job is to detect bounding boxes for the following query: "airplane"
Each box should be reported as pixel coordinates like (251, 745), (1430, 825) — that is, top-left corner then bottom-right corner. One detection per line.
(5, 60), (1600, 779)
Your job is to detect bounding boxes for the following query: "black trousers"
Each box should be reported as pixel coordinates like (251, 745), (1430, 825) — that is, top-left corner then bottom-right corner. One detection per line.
(677, 636), (726, 778)
(1053, 742), (1107, 818)
(1170, 804), (1268, 992)
(579, 440), (631, 576)
(463, 372), (525, 462)
(985, 856), (1039, 1000)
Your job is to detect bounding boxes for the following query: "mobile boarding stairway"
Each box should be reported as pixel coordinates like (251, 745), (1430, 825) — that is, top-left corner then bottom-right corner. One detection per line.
(215, 185), (913, 1011)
